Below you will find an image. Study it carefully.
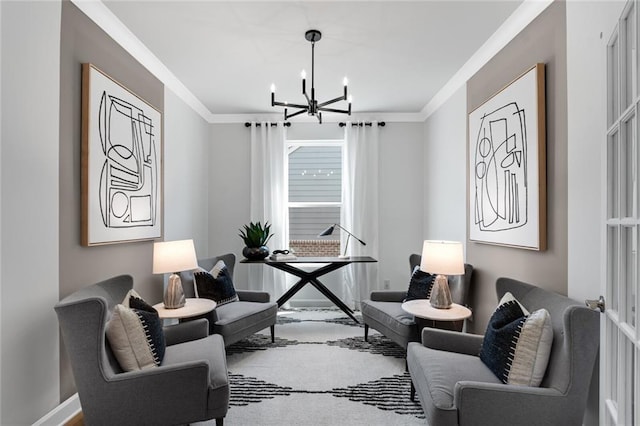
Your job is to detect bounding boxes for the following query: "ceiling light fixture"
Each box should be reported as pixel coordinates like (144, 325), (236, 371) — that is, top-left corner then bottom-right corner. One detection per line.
(271, 30), (352, 124)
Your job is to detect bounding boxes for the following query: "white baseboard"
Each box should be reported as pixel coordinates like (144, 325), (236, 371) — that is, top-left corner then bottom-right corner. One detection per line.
(33, 393), (80, 426)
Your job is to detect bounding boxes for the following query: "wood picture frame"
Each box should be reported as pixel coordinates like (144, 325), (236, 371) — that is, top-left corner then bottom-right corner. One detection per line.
(81, 63), (162, 246)
(468, 63), (546, 250)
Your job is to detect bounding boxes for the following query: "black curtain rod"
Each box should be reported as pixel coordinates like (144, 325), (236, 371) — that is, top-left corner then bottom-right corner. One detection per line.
(338, 122), (386, 127)
(244, 122), (291, 127)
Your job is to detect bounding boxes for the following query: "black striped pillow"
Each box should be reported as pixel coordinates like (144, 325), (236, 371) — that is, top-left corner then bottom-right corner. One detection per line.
(479, 292), (553, 387)
(193, 260), (239, 306)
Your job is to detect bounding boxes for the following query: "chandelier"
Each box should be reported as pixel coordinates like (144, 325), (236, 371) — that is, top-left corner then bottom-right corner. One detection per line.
(270, 30), (352, 124)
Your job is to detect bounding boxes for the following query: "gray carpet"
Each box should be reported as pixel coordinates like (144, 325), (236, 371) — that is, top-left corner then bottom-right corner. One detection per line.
(198, 309), (425, 425)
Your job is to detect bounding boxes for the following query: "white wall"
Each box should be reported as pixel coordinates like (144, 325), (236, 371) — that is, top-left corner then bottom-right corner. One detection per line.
(423, 86), (467, 248)
(378, 123), (425, 289)
(1, 1), (61, 424)
(208, 122), (424, 298)
(566, 0), (625, 303)
(163, 87), (210, 253)
(208, 124), (252, 285)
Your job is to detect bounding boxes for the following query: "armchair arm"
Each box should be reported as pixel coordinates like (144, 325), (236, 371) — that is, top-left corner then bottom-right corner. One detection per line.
(454, 381), (567, 426)
(421, 328), (483, 356)
(369, 291), (407, 302)
(101, 360), (214, 421)
(163, 319), (209, 346)
(236, 290), (270, 303)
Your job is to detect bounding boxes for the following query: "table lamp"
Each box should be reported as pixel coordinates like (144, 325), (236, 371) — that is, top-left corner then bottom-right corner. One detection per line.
(318, 223), (366, 257)
(421, 240), (464, 309)
(152, 239), (198, 309)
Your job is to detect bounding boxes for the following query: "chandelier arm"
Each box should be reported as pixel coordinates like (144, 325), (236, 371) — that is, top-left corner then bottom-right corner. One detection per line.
(274, 101), (308, 109)
(285, 108), (309, 120)
(318, 106), (351, 114)
(317, 95), (348, 109)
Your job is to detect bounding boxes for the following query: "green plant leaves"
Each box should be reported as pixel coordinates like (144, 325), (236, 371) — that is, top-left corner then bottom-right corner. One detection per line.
(238, 221), (273, 247)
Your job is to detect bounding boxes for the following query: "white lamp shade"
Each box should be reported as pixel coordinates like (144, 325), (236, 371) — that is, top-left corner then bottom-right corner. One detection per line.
(152, 239), (198, 274)
(420, 240), (464, 276)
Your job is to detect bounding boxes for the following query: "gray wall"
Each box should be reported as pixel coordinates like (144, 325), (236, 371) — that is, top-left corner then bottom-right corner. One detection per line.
(58, 1), (210, 402)
(465, 2), (568, 334)
(58, 1), (164, 399)
(1, 2), (61, 424)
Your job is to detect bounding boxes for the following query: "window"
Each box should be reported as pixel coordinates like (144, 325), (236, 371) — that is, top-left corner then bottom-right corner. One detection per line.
(287, 140), (343, 256)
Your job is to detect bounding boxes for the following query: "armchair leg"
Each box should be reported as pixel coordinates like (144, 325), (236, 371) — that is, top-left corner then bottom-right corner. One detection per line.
(364, 324), (369, 342)
(216, 417), (224, 426)
(270, 325), (275, 343)
(410, 381), (416, 402)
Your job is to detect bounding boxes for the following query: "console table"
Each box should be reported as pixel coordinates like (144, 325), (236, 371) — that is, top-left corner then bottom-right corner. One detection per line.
(240, 256), (377, 323)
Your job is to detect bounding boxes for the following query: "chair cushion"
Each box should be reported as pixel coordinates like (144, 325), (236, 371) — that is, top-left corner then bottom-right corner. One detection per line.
(105, 290), (166, 371)
(193, 260), (239, 306)
(214, 301), (277, 330)
(479, 292), (553, 386)
(404, 266), (435, 302)
(361, 300), (416, 342)
(407, 342), (500, 425)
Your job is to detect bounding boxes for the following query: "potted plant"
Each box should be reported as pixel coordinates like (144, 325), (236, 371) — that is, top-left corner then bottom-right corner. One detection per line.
(239, 221), (273, 260)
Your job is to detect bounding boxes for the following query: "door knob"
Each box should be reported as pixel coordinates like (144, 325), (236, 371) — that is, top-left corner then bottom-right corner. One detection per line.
(585, 296), (605, 313)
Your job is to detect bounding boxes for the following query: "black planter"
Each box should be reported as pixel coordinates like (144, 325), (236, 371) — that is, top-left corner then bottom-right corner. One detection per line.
(243, 246), (270, 260)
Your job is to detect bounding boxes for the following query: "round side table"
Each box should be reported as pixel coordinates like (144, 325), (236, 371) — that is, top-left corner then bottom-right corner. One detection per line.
(153, 298), (216, 319)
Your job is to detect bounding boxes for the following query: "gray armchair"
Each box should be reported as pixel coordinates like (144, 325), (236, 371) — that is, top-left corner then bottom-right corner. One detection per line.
(407, 277), (600, 426)
(179, 253), (278, 346)
(54, 274), (229, 426)
(361, 254), (473, 349)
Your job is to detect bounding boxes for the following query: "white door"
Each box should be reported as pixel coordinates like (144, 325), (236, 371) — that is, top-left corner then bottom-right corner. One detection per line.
(604, 1), (640, 424)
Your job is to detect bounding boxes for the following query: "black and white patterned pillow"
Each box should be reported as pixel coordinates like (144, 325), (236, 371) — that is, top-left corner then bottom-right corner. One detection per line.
(106, 290), (166, 372)
(193, 260), (239, 306)
(404, 266), (436, 302)
(479, 292), (553, 387)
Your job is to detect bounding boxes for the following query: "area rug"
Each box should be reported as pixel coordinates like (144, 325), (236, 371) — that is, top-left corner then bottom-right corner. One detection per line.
(197, 308), (425, 425)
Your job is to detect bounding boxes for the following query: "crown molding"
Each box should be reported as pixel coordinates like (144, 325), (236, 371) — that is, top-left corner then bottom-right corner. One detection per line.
(420, 0), (553, 120)
(73, 0), (552, 125)
(70, 0), (214, 122)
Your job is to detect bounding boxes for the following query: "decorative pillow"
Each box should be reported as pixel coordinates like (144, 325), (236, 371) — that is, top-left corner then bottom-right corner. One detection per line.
(106, 290), (166, 372)
(193, 260), (239, 306)
(404, 265), (436, 302)
(479, 292), (553, 387)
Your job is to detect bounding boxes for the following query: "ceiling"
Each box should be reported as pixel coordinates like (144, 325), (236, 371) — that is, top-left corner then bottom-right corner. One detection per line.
(102, 1), (524, 119)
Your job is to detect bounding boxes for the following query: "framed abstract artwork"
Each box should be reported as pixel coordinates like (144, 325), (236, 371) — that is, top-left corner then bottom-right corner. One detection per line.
(81, 63), (162, 246)
(468, 63), (546, 250)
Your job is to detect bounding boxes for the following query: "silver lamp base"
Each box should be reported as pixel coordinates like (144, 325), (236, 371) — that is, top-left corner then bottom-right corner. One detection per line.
(164, 273), (186, 309)
(430, 274), (452, 309)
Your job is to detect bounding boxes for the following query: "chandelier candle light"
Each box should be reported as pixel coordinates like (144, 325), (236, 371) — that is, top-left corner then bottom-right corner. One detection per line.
(152, 239), (198, 309)
(271, 30), (352, 124)
(421, 240), (465, 309)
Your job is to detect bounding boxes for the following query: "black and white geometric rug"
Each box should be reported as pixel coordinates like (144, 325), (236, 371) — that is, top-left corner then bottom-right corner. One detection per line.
(197, 308), (425, 425)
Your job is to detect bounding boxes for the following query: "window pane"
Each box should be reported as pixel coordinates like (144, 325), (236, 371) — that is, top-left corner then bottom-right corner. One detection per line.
(624, 4), (635, 109)
(623, 115), (635, 218)
(609, 131), (620, 219)
(609, 225), (620, 313)
(289, 206), (340, 240)
(623, 226), (637, 327)
(289, 146), (342, 202)
(609, 34), (619, 126)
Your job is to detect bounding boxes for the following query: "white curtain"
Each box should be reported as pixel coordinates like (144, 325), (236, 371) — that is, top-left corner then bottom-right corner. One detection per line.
(248, 122), (289, 297)
(342, 121), (380, 308)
